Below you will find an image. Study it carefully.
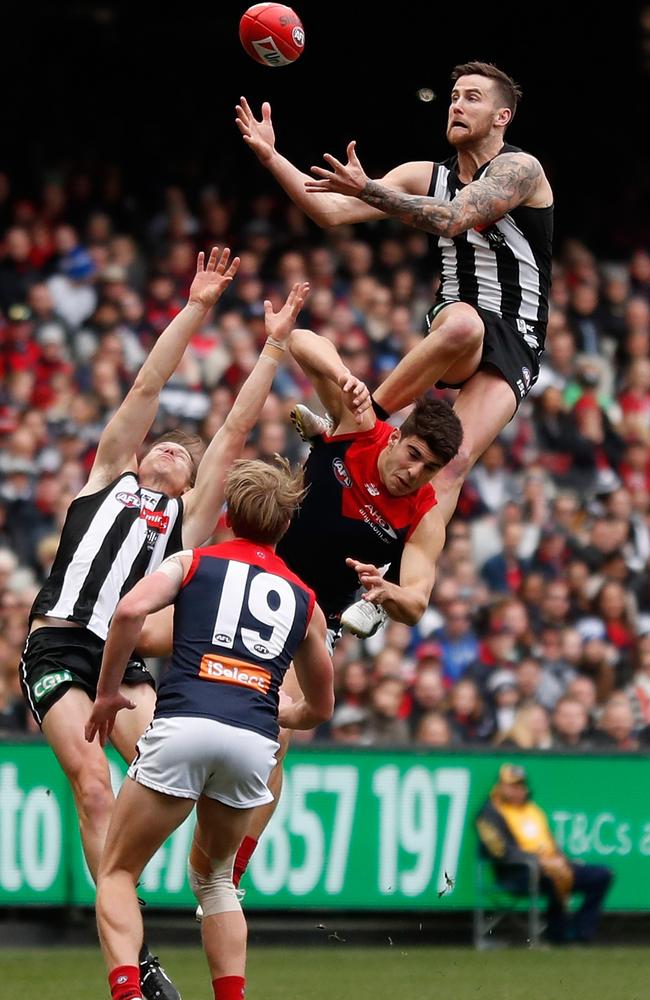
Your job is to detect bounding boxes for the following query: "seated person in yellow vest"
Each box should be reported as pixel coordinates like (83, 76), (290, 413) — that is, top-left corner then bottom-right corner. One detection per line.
(476, 764), (614, 943)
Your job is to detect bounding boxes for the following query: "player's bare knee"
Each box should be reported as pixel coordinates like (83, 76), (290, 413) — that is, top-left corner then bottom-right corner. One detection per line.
(437, 314), (483, 356)
(72, 771), (114, 828)
(188, 855), (241, 916)
(437, 447), (472, 488)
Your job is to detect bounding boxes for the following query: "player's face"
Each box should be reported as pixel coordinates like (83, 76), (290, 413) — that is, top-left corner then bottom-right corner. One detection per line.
(139, 441), (194, 496)
(380, 432), (443, 496)
(446, 75), (504, 147)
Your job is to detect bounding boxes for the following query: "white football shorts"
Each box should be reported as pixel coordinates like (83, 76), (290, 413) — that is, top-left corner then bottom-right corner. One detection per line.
(128, 716), (280, 808)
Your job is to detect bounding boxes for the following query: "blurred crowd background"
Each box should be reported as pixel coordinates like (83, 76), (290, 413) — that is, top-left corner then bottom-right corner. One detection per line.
(1, 163), (650, 752)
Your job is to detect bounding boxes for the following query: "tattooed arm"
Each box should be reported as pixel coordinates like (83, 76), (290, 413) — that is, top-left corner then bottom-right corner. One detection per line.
(306, 145), (551, 237)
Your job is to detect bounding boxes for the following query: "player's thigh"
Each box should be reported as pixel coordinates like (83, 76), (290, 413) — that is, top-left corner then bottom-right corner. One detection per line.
(196, 794), (255, 864)
(110, 682), (157, 763)
(42, 687), (113, 790)
(100, 777), (194, 880)
(452, 369), (517, 462)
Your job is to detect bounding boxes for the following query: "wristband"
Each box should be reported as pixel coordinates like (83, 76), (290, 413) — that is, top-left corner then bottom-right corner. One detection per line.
(266, 336), (286, 351)
(261, 343), (283, 364)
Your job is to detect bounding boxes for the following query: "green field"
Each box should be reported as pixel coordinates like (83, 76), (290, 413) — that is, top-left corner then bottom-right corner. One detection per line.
(3, 946), (650, 1000)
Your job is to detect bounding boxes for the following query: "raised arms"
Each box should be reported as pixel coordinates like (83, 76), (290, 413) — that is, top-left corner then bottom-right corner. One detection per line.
(82, 248), (239, 495)
(306, 142), (550, 237)
(181, 282), (310, 548)
(236, 98), (430, 227)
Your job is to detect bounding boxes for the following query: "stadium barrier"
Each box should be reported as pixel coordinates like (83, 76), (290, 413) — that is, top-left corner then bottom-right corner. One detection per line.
(1, 742), (648, 910)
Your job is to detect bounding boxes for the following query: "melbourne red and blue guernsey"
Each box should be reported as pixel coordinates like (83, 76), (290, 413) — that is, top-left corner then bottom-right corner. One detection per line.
(277, 420), (437, 619)
(154, 538), (315, 740)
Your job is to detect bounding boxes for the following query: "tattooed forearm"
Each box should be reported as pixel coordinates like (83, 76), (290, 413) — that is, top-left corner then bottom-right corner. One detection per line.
(361, 180), (456, 236)
(360, 153), (542, 238)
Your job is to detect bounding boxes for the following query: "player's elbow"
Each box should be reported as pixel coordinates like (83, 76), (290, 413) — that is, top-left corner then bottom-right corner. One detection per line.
(114, 596), (146, 624)
(312, 694), (334, 726)
(403, 594), (428, 626)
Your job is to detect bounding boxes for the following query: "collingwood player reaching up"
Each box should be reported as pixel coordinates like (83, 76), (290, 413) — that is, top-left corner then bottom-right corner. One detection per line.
(237, 60), (553, 530)
(20, 246), (313, 1000)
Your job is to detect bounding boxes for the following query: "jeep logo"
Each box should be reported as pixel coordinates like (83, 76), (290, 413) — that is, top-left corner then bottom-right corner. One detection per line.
(33, 670), (73, 702)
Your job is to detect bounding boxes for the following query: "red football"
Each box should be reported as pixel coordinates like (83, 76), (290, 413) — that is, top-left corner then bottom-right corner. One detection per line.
(239, 4), (305, 67)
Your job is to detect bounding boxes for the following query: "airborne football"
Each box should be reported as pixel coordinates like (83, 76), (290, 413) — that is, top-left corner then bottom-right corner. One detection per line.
(239, 3), (305, 67)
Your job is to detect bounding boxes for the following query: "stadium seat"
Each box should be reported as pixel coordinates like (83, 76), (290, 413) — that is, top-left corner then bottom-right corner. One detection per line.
(473, 849), (544, 949)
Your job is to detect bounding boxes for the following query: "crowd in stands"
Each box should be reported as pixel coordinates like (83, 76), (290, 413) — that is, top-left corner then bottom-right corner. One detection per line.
(2, 166), (650, 750)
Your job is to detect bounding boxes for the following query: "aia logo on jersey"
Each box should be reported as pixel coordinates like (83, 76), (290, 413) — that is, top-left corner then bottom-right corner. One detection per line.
(140, 509), (170, 533)
(364, 481), (380, 497)
(116, 492), (141, 509)
(362, 504), (398, 540)
(332, 457), (352, 488)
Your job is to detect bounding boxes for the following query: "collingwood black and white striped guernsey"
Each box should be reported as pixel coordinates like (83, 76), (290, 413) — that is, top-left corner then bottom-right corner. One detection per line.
(428, 143), (553, 346)
(31, 471), (184, 640)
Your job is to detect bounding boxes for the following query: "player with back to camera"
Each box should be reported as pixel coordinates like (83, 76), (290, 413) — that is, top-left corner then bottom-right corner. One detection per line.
(237, 60), (554, 634)
(138, 326), (462, 898)
(20, 244), (310, 1000)
(85, 458), (334, 1000)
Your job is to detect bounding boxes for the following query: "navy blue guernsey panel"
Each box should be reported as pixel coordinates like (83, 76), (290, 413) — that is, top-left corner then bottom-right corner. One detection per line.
(154, 538), (315, 740)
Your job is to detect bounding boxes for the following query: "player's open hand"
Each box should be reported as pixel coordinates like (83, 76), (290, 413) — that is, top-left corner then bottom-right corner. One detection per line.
(236, 98), (277, 165)
(264, 281), (310, 344)
(189, 247), (241, 310)
(306, 141), (369, 198)
(337, 369), (371, 423)
(346, 558), (393, 605)
(85, 692), (136, 748)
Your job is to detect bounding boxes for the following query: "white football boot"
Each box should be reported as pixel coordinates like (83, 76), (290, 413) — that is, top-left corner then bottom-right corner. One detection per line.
(340, 600), (389, 639)
(290, 404), (334, 442)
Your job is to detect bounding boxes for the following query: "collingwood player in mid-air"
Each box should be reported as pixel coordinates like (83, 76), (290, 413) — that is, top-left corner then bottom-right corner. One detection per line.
(19, 246), (317, 1000)
(237, 59), (553, 529)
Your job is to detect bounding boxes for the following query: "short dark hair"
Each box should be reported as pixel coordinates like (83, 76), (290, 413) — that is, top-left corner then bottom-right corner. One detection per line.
(399, 396), (463, 467)
(149, 430), (204, 486)
(451, 61), (522, 121)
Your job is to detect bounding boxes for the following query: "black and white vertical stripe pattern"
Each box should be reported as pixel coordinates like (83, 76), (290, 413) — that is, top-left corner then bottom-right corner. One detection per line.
(31, 472), (183, 640)
(428, 144), (553, 332)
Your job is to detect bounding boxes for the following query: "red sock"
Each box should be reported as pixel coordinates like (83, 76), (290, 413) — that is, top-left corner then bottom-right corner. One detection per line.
(109, 965), (142, 1000)
(212, 975), (245, 1000)
(233, 836), (257, 888)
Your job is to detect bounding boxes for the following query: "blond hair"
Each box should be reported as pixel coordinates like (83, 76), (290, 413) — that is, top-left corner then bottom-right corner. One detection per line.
(225, 456), (306, 545)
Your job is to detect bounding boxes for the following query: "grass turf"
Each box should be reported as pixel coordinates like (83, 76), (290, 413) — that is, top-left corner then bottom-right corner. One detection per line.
(3, 945), (649, 999)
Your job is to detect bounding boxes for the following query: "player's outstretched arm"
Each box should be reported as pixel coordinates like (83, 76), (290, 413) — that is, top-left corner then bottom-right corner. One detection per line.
(236, 98), (428, 227)
(83, 248), (239, 494)
(278, 604), (334, 730)
(307, 146), (550, 237)
(346, 508), (445, 626)
(182, 282), (309, 548)
(287, 328), (372, 433)
(85, 552), (191, 746)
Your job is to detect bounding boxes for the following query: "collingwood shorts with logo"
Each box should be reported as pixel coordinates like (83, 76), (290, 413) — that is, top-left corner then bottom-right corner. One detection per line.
(20, 626), (154, 726)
